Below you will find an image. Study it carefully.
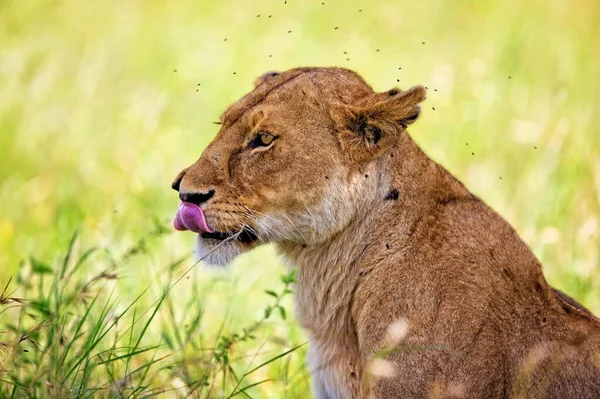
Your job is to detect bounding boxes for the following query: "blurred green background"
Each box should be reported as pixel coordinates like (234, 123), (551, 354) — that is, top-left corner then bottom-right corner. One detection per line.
(1, 0), (599, 396)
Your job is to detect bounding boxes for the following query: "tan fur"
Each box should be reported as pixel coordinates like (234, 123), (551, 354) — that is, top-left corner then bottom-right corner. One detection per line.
(172, 67), (600, 398)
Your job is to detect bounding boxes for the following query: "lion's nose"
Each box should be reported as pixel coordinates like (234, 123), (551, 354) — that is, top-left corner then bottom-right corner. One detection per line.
(179, 190), (215, 206)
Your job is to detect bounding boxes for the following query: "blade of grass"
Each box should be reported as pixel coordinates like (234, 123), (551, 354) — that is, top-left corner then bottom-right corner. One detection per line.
(59, 287), (103, 366)
(227, 332), (273, 398)
(61, 229), (80, 279)
(244, 342), (307, 377)
(229, 379), (273, 398)
(63, 285), (141, 384)
(97, 345), (161, 366)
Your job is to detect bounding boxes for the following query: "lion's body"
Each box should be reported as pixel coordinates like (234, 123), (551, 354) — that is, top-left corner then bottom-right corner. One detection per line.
(173, 67), (600, 398)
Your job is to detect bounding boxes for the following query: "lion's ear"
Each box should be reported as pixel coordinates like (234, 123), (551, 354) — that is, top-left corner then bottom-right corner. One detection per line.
(332, 86), (426, 163)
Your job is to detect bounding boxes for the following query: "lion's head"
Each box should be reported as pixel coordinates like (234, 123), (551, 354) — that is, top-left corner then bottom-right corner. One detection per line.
(172, 67), (426, 265)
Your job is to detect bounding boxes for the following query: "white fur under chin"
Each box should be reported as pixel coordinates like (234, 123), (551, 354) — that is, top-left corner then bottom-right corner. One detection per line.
(194, 234), (244, 266)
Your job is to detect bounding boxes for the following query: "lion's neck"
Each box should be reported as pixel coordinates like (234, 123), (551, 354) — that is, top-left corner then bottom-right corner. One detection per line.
(277, 210), (376, 341)
(276, 208), (377, 393)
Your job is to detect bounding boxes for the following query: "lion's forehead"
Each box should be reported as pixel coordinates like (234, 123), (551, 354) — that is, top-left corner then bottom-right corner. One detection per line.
(220, 67), (373, 128)
(220, 68), (308, 127)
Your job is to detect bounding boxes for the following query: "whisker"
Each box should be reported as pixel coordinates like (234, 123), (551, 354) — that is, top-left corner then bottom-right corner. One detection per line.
(240, 204), (307, 243)
(239, 205), (284, 238)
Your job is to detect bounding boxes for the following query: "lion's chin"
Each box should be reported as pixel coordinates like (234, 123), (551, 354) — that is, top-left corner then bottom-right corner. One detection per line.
(194, 234), (245, 266)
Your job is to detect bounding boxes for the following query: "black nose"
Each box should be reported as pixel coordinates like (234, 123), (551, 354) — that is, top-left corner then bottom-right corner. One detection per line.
(172, 168), (189, 191)
(179, 190), (215, 206)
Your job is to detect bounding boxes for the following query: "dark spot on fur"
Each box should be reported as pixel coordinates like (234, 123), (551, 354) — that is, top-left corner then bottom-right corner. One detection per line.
(437, 196), (460, 206)
(489, 248), (495, 259)
(350, 371), (357, 378)
(563, 305), (574, 314)
(503, 268), (513, 280)
(552, 288), (594, 322)
(325, 176), (329, 179)
(365, 174), (369, 178)
(534, 282), (542, 291)
(542, 317), (548, 324)
(386, 243), (390, 249)
(359, 268), (373, 278)
(385, 189), (399, 201)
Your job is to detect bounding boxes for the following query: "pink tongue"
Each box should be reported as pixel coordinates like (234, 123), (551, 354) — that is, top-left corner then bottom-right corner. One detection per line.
(173, 202), (214, 233)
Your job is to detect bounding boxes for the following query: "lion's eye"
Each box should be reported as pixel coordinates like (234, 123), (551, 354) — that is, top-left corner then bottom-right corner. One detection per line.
(250, 131), (277, 149)
(259, 133), (275, 146)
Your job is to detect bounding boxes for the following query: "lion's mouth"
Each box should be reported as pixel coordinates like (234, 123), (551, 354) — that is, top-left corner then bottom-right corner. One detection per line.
(200, 228), (258, 243)
(174, 202), (258, 244)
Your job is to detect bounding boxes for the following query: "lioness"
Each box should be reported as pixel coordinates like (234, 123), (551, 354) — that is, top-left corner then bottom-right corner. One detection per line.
(171, 67), (600, 398)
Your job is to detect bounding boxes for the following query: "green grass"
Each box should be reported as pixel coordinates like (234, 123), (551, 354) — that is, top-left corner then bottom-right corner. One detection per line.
(0, 229), (307, 397)
(0, 0), (599, 397)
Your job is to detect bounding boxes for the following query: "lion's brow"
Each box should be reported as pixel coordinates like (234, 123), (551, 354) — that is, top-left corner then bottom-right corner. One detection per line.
(220, 68), (312, 127)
